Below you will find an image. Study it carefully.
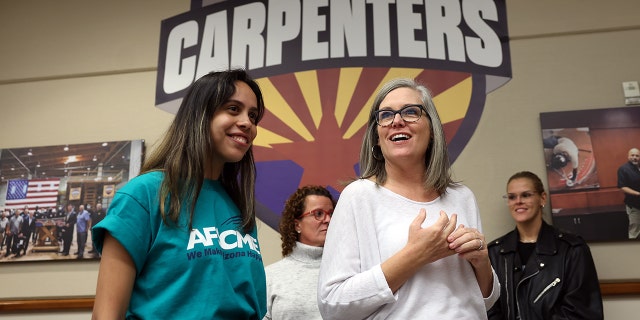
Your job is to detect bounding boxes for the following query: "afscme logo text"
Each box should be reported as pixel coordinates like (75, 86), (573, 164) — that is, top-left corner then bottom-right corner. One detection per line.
(187, 226), (261, 253)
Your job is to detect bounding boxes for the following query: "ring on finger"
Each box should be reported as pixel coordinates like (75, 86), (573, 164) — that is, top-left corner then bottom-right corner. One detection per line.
(477, 239), (484, 251)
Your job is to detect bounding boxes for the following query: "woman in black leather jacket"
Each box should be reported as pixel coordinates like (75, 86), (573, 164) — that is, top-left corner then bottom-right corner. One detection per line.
(487, 171), (603, 320)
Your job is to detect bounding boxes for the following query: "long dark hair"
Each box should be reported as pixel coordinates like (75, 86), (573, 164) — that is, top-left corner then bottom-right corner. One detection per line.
(142, 69), (265, 233)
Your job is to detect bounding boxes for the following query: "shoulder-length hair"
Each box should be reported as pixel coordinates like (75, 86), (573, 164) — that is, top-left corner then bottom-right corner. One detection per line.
(142, 69), (265, 233)
(358, 78), (454, 195)
(279, 185), (335, 257)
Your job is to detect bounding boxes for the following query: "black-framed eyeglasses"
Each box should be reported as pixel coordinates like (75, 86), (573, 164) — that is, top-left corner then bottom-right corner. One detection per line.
(299, 208), (333, 221)
(374, 104), (426, 127)
(503, 191), (538, 202)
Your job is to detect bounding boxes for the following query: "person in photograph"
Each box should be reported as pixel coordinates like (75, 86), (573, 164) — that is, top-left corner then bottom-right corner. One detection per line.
(317, 78), (499, 319)
(543, 135), (579, 187)
(617, 147), (640, 239)
(487, 171), (603, 320)
(92, 69), (267, 319)
(0, 210), (10, 252)
(264, 185), (335, 320)
(88, 203), (106, 255)
(20, 205), (29, 218)
(75, 204), (91, 259)
(34, 206), (43, 219)
(5, 209), (23, 257)
(32, 206), (44, 245)
(21, 209), (36, 255)
(59, 203), (77, 256)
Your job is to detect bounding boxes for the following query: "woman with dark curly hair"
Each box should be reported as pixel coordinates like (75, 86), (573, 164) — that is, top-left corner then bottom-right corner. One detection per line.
(264, 185), (335, 320)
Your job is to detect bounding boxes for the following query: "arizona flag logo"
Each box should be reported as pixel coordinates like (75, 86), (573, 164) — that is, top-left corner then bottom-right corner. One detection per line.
(155, 0), (512, 229)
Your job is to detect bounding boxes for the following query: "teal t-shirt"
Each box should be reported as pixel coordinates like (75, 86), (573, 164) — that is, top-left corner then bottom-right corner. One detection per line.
(92, 171), (266, 319)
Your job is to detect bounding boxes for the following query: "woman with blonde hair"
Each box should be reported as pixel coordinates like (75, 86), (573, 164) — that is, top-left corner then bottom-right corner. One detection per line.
(487, 171), (603, 319)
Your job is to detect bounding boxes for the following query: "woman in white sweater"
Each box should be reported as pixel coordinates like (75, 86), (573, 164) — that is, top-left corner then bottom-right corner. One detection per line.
(264, 185), (335, 320)
(317, 78), (499, 319)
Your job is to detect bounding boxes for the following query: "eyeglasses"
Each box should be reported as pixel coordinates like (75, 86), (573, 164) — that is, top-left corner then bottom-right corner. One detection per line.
(374, 104), (426, 127)
(299, 208), (333, 221)
(503, 191), (538, 202)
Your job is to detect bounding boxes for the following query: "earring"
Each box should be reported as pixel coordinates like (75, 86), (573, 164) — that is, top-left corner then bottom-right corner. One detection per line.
(372, 145), (383, 161)
(296, 230), (301, 233)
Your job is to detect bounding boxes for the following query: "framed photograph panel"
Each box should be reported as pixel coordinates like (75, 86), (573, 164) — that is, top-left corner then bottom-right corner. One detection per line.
(540, 106), (640, 242)
(0, 139), (144, 263)
(542, 127), (599, 192)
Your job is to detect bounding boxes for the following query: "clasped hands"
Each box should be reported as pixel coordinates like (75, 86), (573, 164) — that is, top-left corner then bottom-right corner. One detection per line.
(407, 208), (488, 267)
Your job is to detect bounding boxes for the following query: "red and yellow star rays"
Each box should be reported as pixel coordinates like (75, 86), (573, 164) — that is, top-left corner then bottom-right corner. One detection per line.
(252, 67), (473, 192)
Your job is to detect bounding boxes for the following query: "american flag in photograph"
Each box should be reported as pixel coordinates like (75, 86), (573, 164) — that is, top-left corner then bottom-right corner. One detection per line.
(4, 178), (60, 210)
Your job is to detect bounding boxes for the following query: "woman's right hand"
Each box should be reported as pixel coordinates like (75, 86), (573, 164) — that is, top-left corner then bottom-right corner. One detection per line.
(381, 209), (457, 293)
(407, 209), (457, 265)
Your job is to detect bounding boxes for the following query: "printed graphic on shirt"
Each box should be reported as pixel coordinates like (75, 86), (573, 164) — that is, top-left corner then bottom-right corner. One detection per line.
(186, 216), (262, 262)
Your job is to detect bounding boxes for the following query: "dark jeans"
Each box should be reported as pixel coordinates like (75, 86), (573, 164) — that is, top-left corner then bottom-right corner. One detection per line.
(77, 231), (87, 257)
(22, 232), (31, 254)
(5, 234), (21, 255)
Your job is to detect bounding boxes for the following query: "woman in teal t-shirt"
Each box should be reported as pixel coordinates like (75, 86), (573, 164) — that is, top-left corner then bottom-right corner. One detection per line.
(92, 69), (267, 319)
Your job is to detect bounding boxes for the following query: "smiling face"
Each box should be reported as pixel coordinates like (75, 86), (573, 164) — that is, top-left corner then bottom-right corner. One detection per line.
(376, 87), (431, 165)
(295, 195), (334, 247)
(208, 81), (259, 178)
(506, 178), (547, 226)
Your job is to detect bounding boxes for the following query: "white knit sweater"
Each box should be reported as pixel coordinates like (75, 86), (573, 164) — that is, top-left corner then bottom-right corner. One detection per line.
(264, 242), (324, 320)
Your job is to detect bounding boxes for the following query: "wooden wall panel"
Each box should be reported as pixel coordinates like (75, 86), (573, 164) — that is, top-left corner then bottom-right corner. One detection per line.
(590, 127), (640, 188)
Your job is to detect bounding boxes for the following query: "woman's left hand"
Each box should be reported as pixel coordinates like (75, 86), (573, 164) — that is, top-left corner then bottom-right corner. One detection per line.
(447, 224), (495, 298)
(447, 224), (489, 267)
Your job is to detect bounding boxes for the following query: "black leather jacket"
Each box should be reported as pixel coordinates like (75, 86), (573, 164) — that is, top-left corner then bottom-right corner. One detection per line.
(487, 221), (603, 320)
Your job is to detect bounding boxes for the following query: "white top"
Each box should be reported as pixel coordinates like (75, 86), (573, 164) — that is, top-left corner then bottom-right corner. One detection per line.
(264, 242), (324, 320)
(318, 179), (499, 319)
